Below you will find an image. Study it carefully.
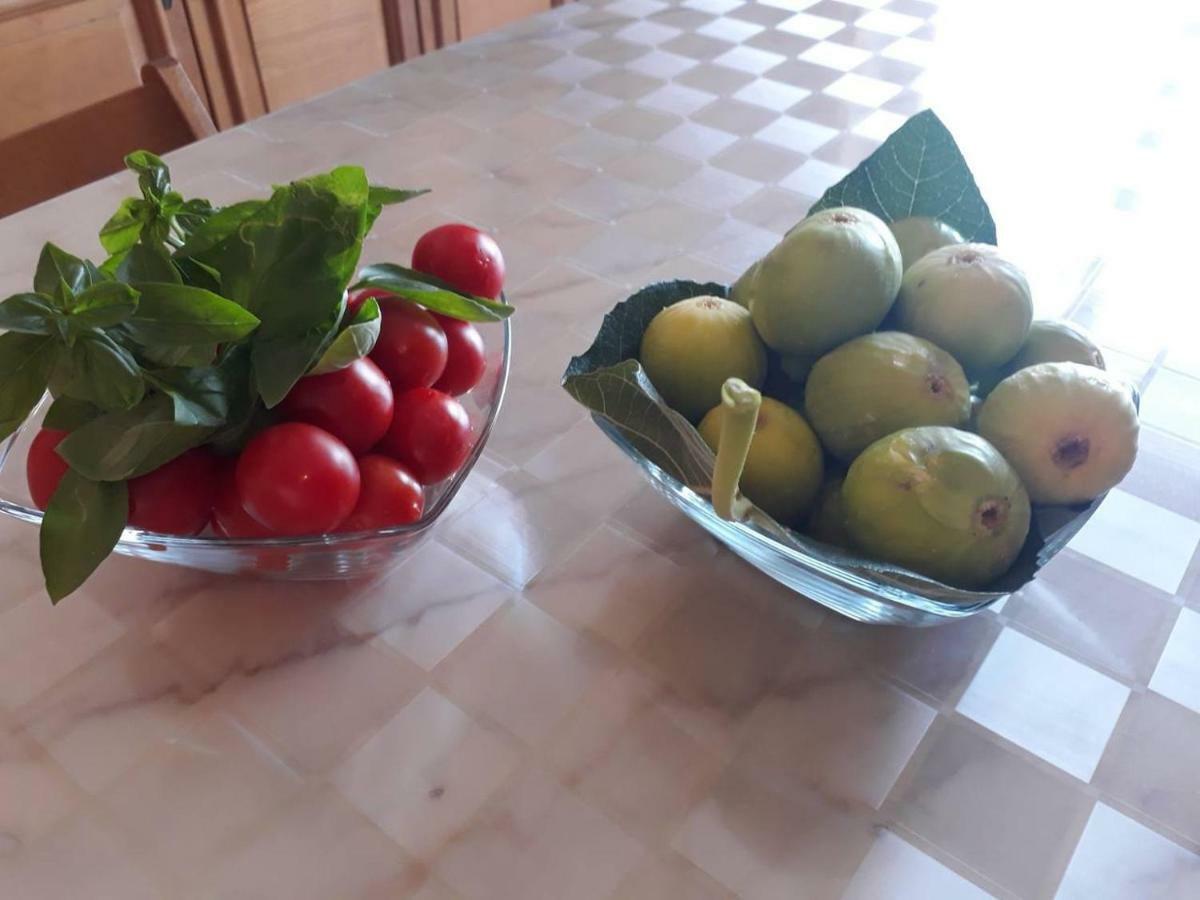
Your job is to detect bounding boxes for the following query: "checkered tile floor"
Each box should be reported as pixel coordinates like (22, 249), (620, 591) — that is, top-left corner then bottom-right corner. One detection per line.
(0, 0), (1199, 897)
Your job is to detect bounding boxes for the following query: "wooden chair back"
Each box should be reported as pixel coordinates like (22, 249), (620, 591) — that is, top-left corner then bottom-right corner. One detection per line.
(0, 58), (216, 218)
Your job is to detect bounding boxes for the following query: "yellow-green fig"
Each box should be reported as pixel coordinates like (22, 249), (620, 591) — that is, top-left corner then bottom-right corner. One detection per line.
(888, 216), (965, 271)
(699, 395), (824, 524)
(804, 332), (971, 462)
(843, 426), (1031, 588)
(897, 243), (1033, 374)
(977, 362), (1138, 505)
(639, 295), (766, 421)
(1008, 320), (1104, 372)
(806, 474), (851, 548)
(732, 206), (902, 357)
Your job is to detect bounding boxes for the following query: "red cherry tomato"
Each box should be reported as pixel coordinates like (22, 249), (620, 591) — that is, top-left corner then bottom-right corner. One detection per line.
(279, 357), (394, 455)
(346, 288), (392, 319)
(212, 467), (275, 538)
(128, 448), (220, 535)
(338, 456), (425, 532)
(432, 314), (487, 397)
(379, 388), (473, 485)
(370, 301), (448, 390)
(27, 427), (69, 510)
(412, 224), (505, 299)
(236, 424), (361, 536)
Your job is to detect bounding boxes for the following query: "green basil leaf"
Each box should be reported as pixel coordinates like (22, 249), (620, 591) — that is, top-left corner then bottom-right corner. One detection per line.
(172, 256), (222, 292)
(124, 282), (260, 345)
(68, 282), (139, 330)
(34, 244), (103, 301)
(52, 332), (145, 411)
(310, 297), (381, 375)
(58, 393), (213, 481)
(0, 293), (56, 334)
(43, 396), (101, 431)
(160, 191), (184, 216)
(189, 170), (369, 314)
(174, 197), (217, 241)
(175, 200), (266, 258)
(40, 470), (128, 603)
(99, 197), (151, 254)
(125, 150), (171, 201)
(205, 345), (263, 453)
(99, 250), (126, 279)
(136, 343), (218, 368)
(182, 167), (377, 405)
(148, 350), (247, 427)
(252, 302), (341, 407)
(112, 243), (180, 285)
(0, 332), (56, 440)
(352, 263), (512, 322)
(367, 186), (429, 206)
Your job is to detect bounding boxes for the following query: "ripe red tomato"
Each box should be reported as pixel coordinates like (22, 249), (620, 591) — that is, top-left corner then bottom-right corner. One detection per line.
(379, 388), (473, 485)
(236, 424), (361, 535)
(128, 448), (220, 535)
(211, 467), (274, 538)
(346, 287), (392, 319)
(432, 314), (487, 397)
(370, 301), (448, 390)
(412, 224), (505, 299)
(338, 456), (425, 532)
(27, 427), (69, 510)
(279, 357), (394, 455)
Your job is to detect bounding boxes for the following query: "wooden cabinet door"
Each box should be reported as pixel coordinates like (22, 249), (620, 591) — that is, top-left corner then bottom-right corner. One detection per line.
(0, 0), (184, 140)
(242, 0), (391, 109)
(455, 0), (550, 40)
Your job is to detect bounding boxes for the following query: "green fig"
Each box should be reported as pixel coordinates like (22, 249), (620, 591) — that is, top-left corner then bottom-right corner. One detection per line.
(977, 319), (1106, 393)
(639, 295), (767, 421)
(806, 474), (851, 548)
(896, 243), (1033, 374)
(977, 362), (1138, 505)
(699, 394), (824, 524)
(732, 206), (902, 358)
(843, 426), (1031, 588)
(888, 216), (965, 271)
(804, 332), (971, 462)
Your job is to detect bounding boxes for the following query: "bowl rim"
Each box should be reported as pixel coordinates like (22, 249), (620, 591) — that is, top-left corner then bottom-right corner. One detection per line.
(592, 414), (1004, 620)
(0, 314), (512, 549)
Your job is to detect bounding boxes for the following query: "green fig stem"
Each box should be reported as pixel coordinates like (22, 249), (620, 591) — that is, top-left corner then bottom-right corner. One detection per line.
(711, 377), (760, 521)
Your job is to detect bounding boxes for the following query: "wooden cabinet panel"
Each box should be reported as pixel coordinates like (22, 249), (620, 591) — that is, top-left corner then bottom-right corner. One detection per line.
(183, 0), (269, 128)
(456, 0), (550, 40)
(243, 0), (390, 109)
(0, 0), (158, 139)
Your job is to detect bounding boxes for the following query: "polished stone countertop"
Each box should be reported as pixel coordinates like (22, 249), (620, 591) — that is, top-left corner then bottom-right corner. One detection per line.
(0, 0), (1198, 897)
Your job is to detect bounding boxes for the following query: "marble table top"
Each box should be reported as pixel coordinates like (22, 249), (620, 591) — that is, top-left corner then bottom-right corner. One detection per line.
(2, 0), (1200, 897)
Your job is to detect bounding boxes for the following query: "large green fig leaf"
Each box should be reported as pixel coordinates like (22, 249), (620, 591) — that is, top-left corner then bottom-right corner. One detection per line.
(809, 109), (997, 244)
(563, 281), (726, 489)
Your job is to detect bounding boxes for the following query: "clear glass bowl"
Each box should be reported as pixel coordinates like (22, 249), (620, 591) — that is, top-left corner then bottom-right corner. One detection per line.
(594, 416), (1005, 627)
(0, 317), (510, 581)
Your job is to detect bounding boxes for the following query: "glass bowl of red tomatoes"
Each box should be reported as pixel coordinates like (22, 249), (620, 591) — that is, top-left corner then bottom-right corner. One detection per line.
(0, 304), (510, 583)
